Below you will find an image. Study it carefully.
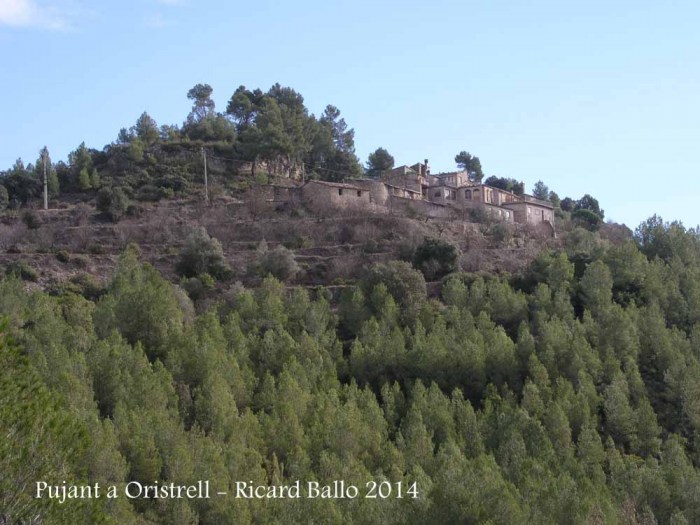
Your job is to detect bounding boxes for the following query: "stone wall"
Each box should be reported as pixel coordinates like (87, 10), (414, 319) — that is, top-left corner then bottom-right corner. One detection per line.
(502, 201), (554, 226)
(301, 181), (371, 213)
(388, 196), (455, 219)
(352, 179), (390, 206)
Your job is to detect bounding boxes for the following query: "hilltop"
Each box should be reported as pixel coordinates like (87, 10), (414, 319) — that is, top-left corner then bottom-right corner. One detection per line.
(0, 194), (568, 295)
(0, 82), (612, 298)
(13, 84), (700, 525)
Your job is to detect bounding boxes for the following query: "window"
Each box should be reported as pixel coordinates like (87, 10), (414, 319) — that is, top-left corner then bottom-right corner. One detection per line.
(434, 191), (442, 198)
(465, 189), (472, 200)
(357, 190), (362, 197)
(338, 188), (343, 196)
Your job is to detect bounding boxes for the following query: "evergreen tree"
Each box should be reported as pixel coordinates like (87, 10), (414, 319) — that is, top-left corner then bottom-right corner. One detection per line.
(454, 151), (484, 182)
(366, 147), (395, 178)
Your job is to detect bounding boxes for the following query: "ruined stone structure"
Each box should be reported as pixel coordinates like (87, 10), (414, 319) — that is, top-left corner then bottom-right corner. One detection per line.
(382, 165), (429, 196)
(300, 180), (371, 213)
(383, 161), (555, 229)
(258, 158), (555, 233)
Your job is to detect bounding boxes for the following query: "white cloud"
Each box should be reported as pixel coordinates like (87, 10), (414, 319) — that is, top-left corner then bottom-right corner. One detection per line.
(0, 0), (67, 29)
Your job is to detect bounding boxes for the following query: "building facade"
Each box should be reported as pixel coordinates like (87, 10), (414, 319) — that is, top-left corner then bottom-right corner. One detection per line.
(261, 159), (555, 232)
(300, 180), (371, 212)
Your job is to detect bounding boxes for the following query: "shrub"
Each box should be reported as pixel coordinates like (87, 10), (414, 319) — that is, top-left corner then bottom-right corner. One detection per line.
(249, 241), (300, 282)
(134, 184), (175, 202)
(0, 184), (8, 211)
(5, 261), (39, 281)
(176, 227), (231, 280)
(134, 184), (163, 202)
(96, 186), (129, 222)
(199, 272), (216, 289)
(254, 172), (269, 186)
(21, 210), (41, 230)
(69, 273), (105, 301)
(180, 273), (216, 301)
(55, 250), (71, 263)
(181, 277), (204, 301)
(412, 237), (458, 280)
(126, 203), (145, 218)
(470, 207), (488, 223)
(180, 274), (214, 301)
(72, 254), (90, 269)
(155, 172), (190, 194)
(282, 235), (313, 250)
(48, 280), (82, 297)
(572, 209), (602, 231)
(363, 260), (426, 318)
(71, 203), (92, 226)
(488, 223), (512, 244)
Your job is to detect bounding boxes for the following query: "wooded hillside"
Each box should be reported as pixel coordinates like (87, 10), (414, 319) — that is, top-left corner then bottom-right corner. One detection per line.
(2, 213), (700, 524)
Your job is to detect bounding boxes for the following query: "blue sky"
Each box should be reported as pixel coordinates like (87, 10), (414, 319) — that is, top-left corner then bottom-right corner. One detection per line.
(1, 0), (699, 228)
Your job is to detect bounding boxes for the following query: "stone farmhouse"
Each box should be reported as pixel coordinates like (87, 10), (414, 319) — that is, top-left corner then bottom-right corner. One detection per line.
(258, 159), (555, 233)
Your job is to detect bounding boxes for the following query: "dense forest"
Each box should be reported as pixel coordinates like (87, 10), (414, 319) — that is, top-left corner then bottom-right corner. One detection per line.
(2, 211), (700, 523)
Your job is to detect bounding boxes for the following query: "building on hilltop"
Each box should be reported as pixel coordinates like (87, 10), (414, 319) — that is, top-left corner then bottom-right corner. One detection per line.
(390, 160), (555, 230)
(502, 195), (555, 226)
(300, 179), (371, 213)
(256, 158), (555, 233)
(381, 159), (437, 197)
(432, 170), (471, 188)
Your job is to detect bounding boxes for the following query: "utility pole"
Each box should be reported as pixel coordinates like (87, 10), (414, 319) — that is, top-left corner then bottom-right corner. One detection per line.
(201, 146), (209, 205)
(42, 146), (48, 210)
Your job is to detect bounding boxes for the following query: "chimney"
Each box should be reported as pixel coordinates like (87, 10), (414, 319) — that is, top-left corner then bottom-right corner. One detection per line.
(424, 158), (430, 176)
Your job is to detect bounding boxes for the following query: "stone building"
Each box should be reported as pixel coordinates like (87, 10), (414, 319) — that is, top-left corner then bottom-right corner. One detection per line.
(300, 180), (371, 213)
(502, 195), (555, 226)
(382, 159), (435, 196)
(433, 170), (471, 188)
(353, 178), (422, 206)
(256, 158), (555, 233)
(420, 164), (555, 229)
(382, 166), (426, 195)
